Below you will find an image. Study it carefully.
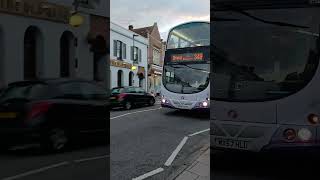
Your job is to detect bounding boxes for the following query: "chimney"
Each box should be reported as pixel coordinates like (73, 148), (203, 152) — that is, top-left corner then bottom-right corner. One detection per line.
(129, 25), (133, 30)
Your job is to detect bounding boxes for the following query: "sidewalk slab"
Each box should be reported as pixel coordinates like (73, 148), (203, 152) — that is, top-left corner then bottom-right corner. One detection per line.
(174, 148), (210, 180)
(175, 171), (198, 180)
(189, 161), (210, 177)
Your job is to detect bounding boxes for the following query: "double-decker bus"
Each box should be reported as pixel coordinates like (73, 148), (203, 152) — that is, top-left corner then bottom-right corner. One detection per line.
(161, 21), (210, 110)
(211, 0), (320, 152)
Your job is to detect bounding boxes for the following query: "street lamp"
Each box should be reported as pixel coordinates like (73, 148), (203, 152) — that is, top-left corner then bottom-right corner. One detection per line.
(69, 0), (85, 27)
(133, 34), (139, 64)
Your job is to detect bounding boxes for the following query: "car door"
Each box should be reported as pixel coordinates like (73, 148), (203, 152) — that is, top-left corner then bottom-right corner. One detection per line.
(79, 82), (109, 133)
(135, 87), (148, 104)
(126, 87), (139, 105)
(55, 82), (92, 132)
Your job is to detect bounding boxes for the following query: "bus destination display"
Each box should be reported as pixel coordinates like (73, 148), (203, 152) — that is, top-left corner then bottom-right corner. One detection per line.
(171, 52), (204, 62)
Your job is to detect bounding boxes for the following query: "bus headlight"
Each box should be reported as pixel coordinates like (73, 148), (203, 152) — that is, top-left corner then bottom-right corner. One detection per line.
(297, 128), (312, 141)
(202, 101), (208, 107)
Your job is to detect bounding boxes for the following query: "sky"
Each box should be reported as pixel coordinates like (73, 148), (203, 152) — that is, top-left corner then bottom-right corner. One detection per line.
(111, 0), (210, 40)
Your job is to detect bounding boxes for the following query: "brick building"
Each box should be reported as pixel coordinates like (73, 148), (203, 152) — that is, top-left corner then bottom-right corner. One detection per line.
(130, 23), (165, 95)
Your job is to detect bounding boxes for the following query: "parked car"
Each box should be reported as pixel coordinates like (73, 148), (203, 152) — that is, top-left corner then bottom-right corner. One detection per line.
(0, 87), (4, 95)
(0, 78), (109, 152)
(110, 86), (155, 110)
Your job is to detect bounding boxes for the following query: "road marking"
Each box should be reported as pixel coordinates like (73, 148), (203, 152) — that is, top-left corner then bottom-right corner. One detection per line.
(132, 168), (164, 180)
(164, 136), (189, 167)
(132, 128), (209, 178)
(188, 128), (210, 137)
(2, 162), (69, 180)
(74, 155), (109, 163)
(110, 107), (162, 120)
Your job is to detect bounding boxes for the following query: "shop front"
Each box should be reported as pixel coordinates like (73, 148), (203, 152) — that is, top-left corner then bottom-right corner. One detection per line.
(148, 64), (162, 95)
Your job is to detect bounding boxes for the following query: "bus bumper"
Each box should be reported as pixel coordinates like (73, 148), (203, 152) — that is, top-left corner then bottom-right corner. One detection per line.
(211, 120), (320, 152)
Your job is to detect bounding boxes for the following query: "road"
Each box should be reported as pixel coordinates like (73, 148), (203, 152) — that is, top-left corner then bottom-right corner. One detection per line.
(0, 136), (109, 180)
(110, 100), (210, 180)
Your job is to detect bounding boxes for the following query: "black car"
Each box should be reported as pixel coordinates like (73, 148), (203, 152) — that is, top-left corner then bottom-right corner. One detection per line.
(0, 87), (4, 96)
(110, 86), (155, 110)
(0, 79), (109, 152)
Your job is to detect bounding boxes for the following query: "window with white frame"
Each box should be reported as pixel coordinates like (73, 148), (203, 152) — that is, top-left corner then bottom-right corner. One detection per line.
(131, 46), (142, 62)
(113, 40), (126, 60)
(153, 48), (160, 65)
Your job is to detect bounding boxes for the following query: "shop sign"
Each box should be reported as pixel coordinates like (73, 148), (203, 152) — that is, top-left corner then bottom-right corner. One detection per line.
(111, 59), (133, 69)
(0, 0), (70, 23)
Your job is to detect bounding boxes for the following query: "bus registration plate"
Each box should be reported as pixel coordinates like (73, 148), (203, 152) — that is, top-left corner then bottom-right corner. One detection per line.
(214, 138), (248, 150)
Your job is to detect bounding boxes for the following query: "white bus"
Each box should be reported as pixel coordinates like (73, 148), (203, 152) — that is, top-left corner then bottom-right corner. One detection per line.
(211, 0), (320, 152)
(161, 21), (210, 110)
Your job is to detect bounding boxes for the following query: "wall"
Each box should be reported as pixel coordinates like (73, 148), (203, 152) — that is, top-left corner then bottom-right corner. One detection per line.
(0, 12), (92, 86)
(49, 0), (109, 17)
(110, 22), (148, 90)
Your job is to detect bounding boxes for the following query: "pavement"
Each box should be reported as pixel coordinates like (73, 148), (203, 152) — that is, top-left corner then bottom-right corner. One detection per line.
(173, 146), (209, 180)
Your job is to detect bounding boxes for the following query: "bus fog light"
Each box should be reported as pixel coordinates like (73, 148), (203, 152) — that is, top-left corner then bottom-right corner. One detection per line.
(308, 114), (319, 125)
(298, 128), (312, 141)
(283, 129), (296, 141)
(202, 101), (208, 107)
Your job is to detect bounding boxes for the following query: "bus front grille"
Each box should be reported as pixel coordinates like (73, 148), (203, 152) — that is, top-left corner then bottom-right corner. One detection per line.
(212, 123), (271, 139)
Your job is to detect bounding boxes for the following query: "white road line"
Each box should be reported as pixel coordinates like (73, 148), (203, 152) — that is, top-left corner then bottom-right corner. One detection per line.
(164, 136), (189, 167)
(110, 107), (162, 120)
(132, 168), (164, 180)
(188, 128), (210, 137)
(2, 162), (69, 180)
(74, 155), (109, 163)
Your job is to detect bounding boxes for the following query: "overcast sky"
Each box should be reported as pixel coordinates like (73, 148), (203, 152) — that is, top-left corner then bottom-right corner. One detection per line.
(111, 0), (210, 40)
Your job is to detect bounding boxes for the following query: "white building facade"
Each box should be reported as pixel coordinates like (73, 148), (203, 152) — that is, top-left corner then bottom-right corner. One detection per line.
(110, 22), (148, 90)
(0, 0), (108, 88)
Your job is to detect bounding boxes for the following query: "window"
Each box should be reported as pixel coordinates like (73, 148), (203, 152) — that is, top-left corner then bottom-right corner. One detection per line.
(135, 87), (145, 93)
(153, 48), (160, 65)
(167, 22), (210, 49)
(212, 8), (320, 102)
(117, 70), (123, 87)
(58, 82), (107, 100)
(129, 72), (134, 86)
(126, 87), (136, 93)
(113, 40), (126, 60)
(58, 83), (84, 99)
(111, 88), (124, 94)
(80, 82), (108, 100)
(0, 83), (49, 102)
(131, 46), (141, 62)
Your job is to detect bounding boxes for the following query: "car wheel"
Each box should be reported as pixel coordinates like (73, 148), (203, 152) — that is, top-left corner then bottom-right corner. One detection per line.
(124, 101), (132, 110)
(44, 128), (69, 152)
(149, 98), (155, 106)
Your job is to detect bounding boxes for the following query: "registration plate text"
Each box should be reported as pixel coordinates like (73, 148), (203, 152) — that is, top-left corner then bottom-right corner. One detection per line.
(214, 138), (248, 150)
